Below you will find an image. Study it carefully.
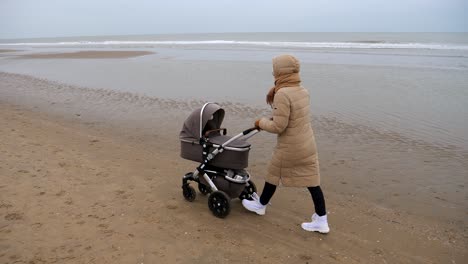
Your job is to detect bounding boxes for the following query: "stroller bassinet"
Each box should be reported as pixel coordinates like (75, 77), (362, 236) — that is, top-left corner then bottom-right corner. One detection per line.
(180, 103), (250, 169)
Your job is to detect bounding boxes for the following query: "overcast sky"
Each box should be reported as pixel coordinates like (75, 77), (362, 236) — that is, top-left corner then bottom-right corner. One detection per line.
(0, 0), (467, 39)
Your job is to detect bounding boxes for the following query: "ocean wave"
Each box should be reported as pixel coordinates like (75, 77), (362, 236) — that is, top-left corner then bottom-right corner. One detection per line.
(1, 40), (468, 50)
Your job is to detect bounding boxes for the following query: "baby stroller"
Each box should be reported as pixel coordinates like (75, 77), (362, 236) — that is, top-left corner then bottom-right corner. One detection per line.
(180, 102), (260, 218)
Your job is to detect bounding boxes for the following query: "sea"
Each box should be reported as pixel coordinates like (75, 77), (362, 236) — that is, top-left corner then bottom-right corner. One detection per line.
(1, 32), (467, 151)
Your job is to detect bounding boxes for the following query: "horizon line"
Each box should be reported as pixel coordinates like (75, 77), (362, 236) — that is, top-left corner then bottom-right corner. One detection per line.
(1, 31), (468, 41)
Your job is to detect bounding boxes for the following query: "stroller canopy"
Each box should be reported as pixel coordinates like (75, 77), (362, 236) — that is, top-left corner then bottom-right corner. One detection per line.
(180, 102), (225, 141)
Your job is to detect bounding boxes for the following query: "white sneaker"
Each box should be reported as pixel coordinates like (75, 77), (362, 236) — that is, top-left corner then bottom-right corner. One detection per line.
(241, 193), (266, 215)
(301, 214), (330, 234)
(311, 213), (319, 221)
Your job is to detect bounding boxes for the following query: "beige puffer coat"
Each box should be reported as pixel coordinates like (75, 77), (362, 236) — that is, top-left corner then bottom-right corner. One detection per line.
(259, 55), (320, 187)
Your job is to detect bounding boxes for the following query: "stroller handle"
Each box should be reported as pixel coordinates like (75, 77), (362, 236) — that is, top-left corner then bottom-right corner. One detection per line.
(220, 128), (260, 148)
(242, 127), (259, 135)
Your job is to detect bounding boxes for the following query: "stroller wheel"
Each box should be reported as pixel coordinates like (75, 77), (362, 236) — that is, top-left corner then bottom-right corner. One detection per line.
(208, 191), (231, 218)
(182, 184), (196, 202)
(198, 183), (211, 195)
(238, 180), (257, 200)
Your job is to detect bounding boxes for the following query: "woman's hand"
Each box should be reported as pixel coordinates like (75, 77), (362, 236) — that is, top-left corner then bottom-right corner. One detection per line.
(254, 119), (261, 129)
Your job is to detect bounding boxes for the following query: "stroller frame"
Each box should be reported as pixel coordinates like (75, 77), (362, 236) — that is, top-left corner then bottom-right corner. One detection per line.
(181, 102), (260, 218)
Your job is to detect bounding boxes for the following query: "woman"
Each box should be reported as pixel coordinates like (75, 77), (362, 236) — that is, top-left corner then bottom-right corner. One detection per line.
(242, 54), (330, 233)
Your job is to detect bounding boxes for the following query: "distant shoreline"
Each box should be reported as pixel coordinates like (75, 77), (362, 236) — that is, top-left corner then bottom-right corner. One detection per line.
(2, 31), (468, 41)
(16, 50), (155, 59)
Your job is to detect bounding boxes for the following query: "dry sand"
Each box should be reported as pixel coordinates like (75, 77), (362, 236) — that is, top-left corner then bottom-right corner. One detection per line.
(17, 51), (155, 59)
(1, 73), (467, 263)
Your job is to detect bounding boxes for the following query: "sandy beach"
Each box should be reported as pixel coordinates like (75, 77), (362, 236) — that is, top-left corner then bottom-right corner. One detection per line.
(1, 32), (468, 263)
(1, 69), (467, 263)
(1, 0), (467, 258)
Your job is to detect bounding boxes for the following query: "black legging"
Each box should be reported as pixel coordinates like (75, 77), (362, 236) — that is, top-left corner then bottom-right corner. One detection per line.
(259, 182), (327, 216)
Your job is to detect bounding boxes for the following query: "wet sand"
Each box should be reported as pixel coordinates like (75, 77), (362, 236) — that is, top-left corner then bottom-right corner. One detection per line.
(17, 50), (155, 59)
(1, 51), (467, 151)
(0, 72), (467, 263)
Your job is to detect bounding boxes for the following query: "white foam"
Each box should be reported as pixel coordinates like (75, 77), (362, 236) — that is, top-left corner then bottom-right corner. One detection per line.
(1, 40), (468, 50)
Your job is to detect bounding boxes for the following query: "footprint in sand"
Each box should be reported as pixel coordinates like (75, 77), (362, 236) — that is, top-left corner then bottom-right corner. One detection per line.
(299, 254), (312, 261)
(166, 201), (178, 210)
(0, 202), (13, 209)
(328, 252), (345, 261)
(97, 223), (109, 229)
(0, 228), (12, 234)
(98, 223), (115, 236)
(87, 214), (99, 219)
(115, 190), (132, 200)
(95, 171), (109, 177)
(373, 248), (384, 255)
(4, 212), (23, 221)
(31, 222), (43, 229)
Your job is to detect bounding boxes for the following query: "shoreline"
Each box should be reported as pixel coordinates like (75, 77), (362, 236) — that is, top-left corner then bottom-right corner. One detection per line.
(16, 50), (155, 59)
(1, 48), (467, 150)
